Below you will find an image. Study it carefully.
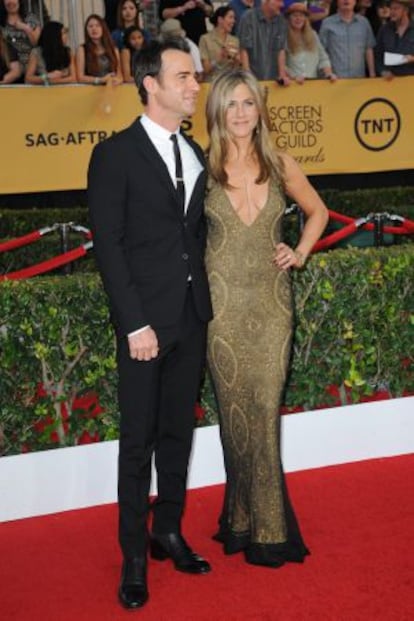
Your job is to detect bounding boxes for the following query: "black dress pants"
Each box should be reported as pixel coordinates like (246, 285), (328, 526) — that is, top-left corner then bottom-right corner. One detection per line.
(116, 288), (207, 559)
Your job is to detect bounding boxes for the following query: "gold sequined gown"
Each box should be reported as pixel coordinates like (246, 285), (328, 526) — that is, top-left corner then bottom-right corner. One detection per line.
(205, 178), (309, 566)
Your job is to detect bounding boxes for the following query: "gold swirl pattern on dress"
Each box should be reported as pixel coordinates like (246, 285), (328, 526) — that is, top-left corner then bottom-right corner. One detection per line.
(206, 196), (226, 254)
(272, 271), (292, 319)
(211, 335), (238, 389)
(253, 385), (277, 411)
(207, 270), (228, 320)
(244, 250), (259, 270)
(229, 402), (249, 457)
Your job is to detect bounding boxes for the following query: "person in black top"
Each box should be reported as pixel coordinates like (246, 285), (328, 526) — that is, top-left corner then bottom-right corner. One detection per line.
(159, 0), (213, 44)
(88, 39), (213, 611)
(104, 0), (119, 31)
(375, 0), (414, 76)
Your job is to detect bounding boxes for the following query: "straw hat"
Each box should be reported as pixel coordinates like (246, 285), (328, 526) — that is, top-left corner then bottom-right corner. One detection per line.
(285, 3), (310, 16)
(160, 19), (186, 38)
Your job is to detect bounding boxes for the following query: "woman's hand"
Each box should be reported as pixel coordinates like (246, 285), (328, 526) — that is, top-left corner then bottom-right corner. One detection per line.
(272, 243), (305, 270)
(183, 0), (197, 11)
(102, 73), (122, 86)
(278, 75), (291, 87)
(15, 19), (28, 31)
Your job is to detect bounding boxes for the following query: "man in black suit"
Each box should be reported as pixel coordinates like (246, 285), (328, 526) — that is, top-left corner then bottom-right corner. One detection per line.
(88, 38), (213, 610)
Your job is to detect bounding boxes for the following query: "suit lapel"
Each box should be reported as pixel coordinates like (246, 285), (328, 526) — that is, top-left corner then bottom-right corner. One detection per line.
(132, 119), (178, 202)
(131, 119), (206, 217)
(180, 131), (206, 216)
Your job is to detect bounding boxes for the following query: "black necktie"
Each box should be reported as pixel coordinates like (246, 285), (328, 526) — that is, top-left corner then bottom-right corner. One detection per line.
(170, 133), (185, 212)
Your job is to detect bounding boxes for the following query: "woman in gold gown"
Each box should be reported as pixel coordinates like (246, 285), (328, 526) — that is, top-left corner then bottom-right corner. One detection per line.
(205, 69), (329, 568)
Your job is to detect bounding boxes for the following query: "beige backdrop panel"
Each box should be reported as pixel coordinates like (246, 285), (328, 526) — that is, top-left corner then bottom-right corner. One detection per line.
(1, 77), (412, 193)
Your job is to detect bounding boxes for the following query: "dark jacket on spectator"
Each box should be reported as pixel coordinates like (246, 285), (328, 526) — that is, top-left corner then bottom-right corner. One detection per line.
(375, 20), (414, 76)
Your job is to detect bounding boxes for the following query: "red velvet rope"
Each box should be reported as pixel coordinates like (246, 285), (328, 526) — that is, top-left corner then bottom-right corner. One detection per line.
(0, 245), (88, 282)
(328, 210), (413, 235)
(313, 221), (359, 252)
(401, 218), (414, 233)
(0, 210), (413, 280)
(0, 230), (41, 253)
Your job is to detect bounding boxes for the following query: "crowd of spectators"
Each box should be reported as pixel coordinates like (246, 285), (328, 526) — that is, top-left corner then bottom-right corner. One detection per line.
(0, 0), (413, 85)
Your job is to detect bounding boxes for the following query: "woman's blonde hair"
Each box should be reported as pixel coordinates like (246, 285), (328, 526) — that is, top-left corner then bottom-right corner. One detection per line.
(206, 68), (285, 189)
(287, 14), (316, 55)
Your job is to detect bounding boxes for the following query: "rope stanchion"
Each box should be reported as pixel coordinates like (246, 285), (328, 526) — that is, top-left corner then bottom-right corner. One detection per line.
(312, 211), (414, 251)
(0, 241), (93, 282)
(69, 224), (93, 240)
(0, 209), (413, 280)
(327, 210), (413, 235)
(0, 222), (93, 282)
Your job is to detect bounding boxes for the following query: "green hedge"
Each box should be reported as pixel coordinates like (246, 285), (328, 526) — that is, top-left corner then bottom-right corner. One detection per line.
(1, 245), (413, 457)
(318, 186), (414, 218)
(1, 187), (413, 236)
(0, 207), (89, 238)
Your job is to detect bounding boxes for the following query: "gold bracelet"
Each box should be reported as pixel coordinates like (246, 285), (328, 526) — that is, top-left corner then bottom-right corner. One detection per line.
(294, 249), (306, 268)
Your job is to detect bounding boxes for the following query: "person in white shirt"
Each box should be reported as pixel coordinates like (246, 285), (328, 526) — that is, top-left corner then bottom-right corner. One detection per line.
(158, 17), (204, 79)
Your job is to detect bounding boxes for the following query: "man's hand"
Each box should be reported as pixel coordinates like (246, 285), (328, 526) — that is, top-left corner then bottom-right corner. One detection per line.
(128, 327), (159, 362)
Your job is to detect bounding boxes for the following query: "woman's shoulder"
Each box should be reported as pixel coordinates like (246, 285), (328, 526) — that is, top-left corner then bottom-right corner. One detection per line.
(277, 150), (294, 168)
(275, 150), (307, 189)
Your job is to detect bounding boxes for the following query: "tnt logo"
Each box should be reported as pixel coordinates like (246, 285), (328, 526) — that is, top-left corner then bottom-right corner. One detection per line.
(354, 98), (400, 151)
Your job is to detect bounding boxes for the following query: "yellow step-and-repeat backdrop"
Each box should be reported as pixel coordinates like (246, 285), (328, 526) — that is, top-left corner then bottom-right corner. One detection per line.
(1, 77), (413, 193)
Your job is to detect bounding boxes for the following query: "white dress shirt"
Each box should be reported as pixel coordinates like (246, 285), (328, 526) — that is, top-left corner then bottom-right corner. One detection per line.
(129, 115), (203, 337)
(140, 114), (202, 213)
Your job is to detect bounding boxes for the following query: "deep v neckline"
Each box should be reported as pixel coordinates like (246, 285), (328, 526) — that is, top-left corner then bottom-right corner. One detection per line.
(223, 183), (271, 228)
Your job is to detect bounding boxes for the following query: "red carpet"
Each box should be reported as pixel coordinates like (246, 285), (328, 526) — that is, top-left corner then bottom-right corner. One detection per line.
(1, 455), (413, 621)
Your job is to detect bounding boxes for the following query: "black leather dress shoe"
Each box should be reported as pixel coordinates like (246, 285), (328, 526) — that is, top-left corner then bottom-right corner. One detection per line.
(118, 557), (148, 610)
(150, 533), (211, 574)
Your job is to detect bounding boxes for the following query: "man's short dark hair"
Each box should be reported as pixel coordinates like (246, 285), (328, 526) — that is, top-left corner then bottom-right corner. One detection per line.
(133, 38), (191, 105)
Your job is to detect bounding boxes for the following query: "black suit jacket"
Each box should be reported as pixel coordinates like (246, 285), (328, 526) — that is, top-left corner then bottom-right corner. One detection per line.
(88, 118), (212, 336)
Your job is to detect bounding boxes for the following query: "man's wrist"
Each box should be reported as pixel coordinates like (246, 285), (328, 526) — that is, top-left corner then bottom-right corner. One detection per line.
(128, 325), (150, 338)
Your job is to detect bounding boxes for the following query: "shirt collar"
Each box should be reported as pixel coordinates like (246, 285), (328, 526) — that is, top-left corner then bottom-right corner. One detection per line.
(258, 8), (280, 22)
(336, 12), (359, 24)
(140, 114), (180, 141)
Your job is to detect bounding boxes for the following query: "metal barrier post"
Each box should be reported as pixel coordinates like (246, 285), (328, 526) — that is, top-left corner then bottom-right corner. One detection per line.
(373, 214), (385, 247)
(59, 223), (72, 274)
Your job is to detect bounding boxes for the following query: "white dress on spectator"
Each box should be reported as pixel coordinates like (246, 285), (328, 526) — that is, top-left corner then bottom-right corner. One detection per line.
(185, 36), (203, 74)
